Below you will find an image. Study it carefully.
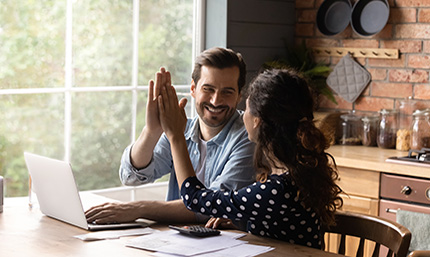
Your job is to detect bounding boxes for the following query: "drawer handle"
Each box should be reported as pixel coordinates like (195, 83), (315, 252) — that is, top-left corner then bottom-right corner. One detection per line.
(400, 186), (412, 195)
(386, 208), (398, 214)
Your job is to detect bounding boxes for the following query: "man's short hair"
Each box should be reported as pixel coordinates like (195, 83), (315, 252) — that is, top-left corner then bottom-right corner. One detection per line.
(192, 47), (247, 93)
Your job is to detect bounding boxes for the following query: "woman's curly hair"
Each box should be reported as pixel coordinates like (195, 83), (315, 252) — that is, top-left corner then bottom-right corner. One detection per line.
(247, 68), (343, 228)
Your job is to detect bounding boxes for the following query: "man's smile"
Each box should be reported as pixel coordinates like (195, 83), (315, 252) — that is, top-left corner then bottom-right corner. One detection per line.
(204, 105), (227, 114)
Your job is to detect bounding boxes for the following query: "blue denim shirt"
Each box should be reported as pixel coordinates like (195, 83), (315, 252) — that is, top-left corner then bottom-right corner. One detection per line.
(119, 110), (256, 201)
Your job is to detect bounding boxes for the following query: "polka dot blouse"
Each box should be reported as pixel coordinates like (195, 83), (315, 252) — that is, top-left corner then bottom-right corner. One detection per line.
(180, 173), (321, 249)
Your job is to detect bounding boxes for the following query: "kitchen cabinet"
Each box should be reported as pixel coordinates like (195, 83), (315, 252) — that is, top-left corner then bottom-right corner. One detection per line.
(338, 193), (379, 215)
(325, 167), (379, 256)
(327, 145), (430, 214)
(330, 165), (380, 214)
(325, 145), (430, 256)
(336, 167), (379, 199)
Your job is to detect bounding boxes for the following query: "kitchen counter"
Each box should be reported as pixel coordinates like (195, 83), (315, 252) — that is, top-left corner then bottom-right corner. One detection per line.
(327, 145), (430, 179)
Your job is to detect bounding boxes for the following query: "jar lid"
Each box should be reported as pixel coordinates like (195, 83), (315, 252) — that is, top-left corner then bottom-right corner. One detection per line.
(399, 96), (417, 105)
(340, 113), (361, 121)
(361, 115), (379, 122)
(413, 108), (430, 116)
(341, 110), (363, 119)
(379, 109), (398, 115)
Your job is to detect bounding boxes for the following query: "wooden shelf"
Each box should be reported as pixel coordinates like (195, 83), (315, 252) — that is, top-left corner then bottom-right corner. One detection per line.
(312, 47), (399, 59)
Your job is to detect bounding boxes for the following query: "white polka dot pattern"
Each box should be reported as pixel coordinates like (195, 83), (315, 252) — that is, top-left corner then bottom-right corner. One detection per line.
(180, 174), (321, 249)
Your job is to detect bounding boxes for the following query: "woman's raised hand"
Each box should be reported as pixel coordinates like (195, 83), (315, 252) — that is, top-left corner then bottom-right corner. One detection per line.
(145, 67), (171, 135)
(158, 83), (188, 140)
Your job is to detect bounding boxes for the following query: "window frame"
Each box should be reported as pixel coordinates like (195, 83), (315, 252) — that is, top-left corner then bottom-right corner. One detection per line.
(0, 0), (204, 194)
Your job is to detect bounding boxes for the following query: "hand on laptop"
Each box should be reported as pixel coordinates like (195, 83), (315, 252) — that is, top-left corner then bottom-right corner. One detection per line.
(85, 202), (142, 224)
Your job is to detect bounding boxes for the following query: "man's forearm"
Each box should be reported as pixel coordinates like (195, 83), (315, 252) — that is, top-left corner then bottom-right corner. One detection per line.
(85, 199), (197, 224)
(130, 126), (162, 169)
(137, 199), (198, 223)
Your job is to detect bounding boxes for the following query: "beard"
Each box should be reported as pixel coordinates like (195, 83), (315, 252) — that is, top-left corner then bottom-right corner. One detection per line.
(195, 102), (236, 128)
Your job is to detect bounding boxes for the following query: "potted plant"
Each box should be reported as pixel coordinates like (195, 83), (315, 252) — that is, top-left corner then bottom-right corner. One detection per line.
(263, 41), (337, 106)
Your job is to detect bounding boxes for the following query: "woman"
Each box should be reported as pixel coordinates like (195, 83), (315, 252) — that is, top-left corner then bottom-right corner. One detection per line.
(158, 68), (343, 249)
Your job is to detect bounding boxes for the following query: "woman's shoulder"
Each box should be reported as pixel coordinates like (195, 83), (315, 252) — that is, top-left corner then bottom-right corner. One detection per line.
(268, 173), (291, 184)
(249, 173), (293, 192)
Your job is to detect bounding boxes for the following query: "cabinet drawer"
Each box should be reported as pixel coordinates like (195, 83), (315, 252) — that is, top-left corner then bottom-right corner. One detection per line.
(379, 199), (430, 222)
(339, 193), (379, 215)
(380, 173), (430, 205)
(337, 167), (379, 198)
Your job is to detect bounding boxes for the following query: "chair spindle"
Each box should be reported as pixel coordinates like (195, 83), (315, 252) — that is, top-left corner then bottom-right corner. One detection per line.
(339, 234), (346, 255)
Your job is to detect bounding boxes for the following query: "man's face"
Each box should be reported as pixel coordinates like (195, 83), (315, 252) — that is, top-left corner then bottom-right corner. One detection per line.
(191, 66), (241, 129)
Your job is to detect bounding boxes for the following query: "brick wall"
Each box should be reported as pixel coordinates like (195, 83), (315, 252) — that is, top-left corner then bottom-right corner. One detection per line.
(295, 0), (430, 113)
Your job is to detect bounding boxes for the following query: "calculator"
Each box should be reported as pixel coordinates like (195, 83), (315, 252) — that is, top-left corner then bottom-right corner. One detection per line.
(169, 225), (221, 237)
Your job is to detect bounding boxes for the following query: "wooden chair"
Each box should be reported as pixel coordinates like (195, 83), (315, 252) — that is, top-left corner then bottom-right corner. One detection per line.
(324, 211), (411, 257)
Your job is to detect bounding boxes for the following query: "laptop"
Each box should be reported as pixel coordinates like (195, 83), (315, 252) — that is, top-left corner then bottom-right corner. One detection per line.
(24, 152), (148, 231)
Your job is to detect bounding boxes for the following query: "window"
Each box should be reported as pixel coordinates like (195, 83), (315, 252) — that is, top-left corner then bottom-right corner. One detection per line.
(0, 0), (198, 197)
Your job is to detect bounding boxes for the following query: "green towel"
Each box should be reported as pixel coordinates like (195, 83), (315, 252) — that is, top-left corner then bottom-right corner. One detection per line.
(396, 209), (430, 251)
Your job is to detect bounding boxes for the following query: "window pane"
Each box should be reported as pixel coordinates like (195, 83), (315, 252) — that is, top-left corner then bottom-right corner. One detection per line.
(71, 91), (132, 190)
(135, 90), (147, 139)
(0, 2), (66, 89)
(176, 88), (193, 117)
(138, 0), (193, 86)
(0, 94), (64, 196)
(73, 0), (133, 87)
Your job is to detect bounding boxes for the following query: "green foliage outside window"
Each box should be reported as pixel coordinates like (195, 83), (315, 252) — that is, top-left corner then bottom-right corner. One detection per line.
(0, 0), (193, 197)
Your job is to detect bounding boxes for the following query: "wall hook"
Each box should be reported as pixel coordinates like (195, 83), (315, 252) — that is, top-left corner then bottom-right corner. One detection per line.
(311, 47), (399, 59)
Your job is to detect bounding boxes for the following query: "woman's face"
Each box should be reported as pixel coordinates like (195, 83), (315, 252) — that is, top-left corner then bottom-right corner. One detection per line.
(243, 98), (260, 143)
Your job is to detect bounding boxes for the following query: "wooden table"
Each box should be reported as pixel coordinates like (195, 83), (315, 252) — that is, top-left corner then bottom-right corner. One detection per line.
(0, 197), (343, 257)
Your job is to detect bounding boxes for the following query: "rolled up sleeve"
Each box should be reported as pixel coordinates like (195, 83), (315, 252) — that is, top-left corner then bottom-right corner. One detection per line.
(119, 145), (155, 186)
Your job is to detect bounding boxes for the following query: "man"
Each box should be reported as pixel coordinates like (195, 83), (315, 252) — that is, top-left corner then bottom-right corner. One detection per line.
(85, 47), (255, 224)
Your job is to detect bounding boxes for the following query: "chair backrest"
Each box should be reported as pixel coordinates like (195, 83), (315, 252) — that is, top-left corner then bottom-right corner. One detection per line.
(324, 211), (411, 257)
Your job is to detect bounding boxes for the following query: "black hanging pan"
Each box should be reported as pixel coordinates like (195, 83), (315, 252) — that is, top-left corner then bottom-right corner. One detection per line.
(351, 0), (390, 37)
(317, 0), (352, 36)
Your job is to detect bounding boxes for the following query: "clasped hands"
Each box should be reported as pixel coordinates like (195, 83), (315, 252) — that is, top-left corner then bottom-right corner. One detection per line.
(147, 67), (188, 140)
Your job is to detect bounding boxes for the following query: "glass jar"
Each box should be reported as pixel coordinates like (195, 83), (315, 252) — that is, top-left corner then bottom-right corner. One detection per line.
(339, 112), (362, 145)
(377, 109), (398, 149)
(396, 128), (412, 151)
(361, 115), (379, 147)
(410, 109), (430, 150)
(396, 97), (417, 151)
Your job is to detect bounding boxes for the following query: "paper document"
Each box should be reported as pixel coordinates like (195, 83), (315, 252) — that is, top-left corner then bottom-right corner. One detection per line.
(74, 227), (157, 241)
(216, 230), (246, 239)
(152, 243), (274, 257)
(126, 230), (247, 256)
